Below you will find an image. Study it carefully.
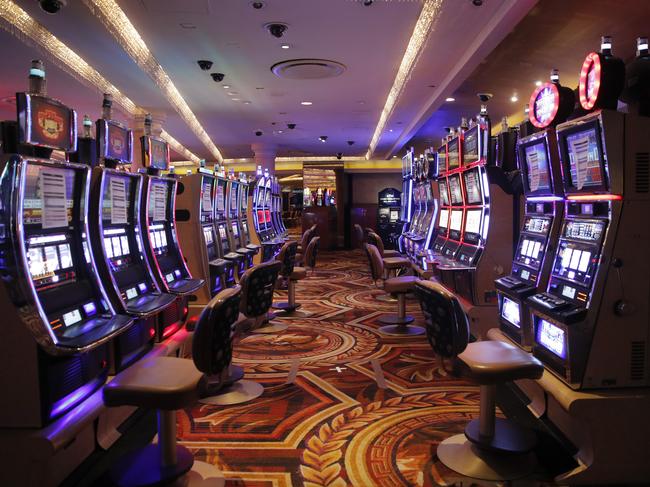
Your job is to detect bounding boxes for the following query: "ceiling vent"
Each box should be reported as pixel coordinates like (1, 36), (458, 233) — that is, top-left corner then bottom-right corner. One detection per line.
(271, 59), (346, 80)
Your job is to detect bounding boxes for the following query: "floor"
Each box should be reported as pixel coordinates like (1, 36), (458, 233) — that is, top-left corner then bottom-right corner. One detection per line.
(175, 248), (535, 487)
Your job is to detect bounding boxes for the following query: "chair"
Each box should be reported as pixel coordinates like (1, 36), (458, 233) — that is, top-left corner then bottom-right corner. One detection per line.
(237, 259), (285, 334)
(296, 226), (314, 256)
(365, 231), (411, 280)
(272, 241), (305, 315)
(353, 223), (365, 249)
(365, 243), (424, 336)
(366, 230), (402, 258)
(414, 280), (544, 481)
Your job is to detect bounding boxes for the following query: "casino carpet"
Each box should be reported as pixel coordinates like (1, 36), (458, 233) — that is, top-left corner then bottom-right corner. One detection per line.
(175, 248), (546, 487)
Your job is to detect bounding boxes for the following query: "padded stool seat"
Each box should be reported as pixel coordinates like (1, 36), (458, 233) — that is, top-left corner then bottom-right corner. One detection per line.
(383, 256), (410, 269)
(104, 357), (204, 410)
(458, 341), (544, 384)
(384, 275), (418, 294)
(383, 249), (402, 258)
(291, 267), (307, 280)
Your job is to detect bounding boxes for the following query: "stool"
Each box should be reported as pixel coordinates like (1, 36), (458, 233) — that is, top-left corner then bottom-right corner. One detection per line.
(365, 243), (424, 336)
(103, 357), (223, 487)
(414, 280), (544, 481)
(236, 260), (284, 335)
(272, 241), (305, 315)
(367, 230), (401, 258)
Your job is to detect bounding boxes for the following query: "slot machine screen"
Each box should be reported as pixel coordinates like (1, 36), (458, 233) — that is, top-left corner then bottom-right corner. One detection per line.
(438, 179), (450, 206)
(390, 209), (399, 222)
(449, 210), (463, 232)
(447, 137), (460, 170)
(265, 210), (271, 224)
(563, 125), (605, 191)
(18, 94), (75, 151)
(448, 175), (463, 205)
(463, 125), (479, 164)
(256, 185), (265, 206)
(463, 168), (482, 205)
(230, 184), (238, 214)
(241, 186), (248, 210)
(148, 180), (169, 222)
(522, 140), (551, 193)
(524, 216), (551, 235)
(23, 164), (75, 230)
(464, 209), (482, 236)
(437, 145), (447, 174)
(515, 236), (544, 269)
(501, 296), (521, 328)
(218, 225), (228, 241)
(552, 220), (605, 288)
(257, 210), (265, 226)
(100, 120), (132, 163)
(146, 137), (169, 170)
(231, 222), (239, 237)
(438, 208), (449, 229)
(216, 183), (225, 213)
(201, 180), (213, 220)
(536, 319), (567, 359)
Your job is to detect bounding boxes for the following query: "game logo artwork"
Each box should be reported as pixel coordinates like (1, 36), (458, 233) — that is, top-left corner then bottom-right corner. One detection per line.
(106, 122), (132, 163)
(143, 136), (169, 170)
(18, 94), (76, 151)
(529, 83), (559, 129)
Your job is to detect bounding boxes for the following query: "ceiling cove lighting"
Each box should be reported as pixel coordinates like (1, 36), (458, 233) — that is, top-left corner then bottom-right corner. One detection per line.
(300, 101), (313, 106)
(82, 0), (223, 163)
(0, 1), (201, 164)
(366, 0), (444, 159)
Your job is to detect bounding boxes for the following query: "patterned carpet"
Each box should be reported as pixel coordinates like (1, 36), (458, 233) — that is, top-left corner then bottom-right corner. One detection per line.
(176, 249), (497, 487)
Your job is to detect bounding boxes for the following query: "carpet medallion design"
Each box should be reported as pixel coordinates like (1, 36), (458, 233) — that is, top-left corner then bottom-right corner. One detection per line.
(177, 249), (490, 486)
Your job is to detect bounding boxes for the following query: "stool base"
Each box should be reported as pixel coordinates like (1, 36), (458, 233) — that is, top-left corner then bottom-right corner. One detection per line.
(199, 380), (264, 406)
(376, 294), (397, 303)
(437, 434), (536, 481)
(221, 365), (245, 387)
(379, 324), (425, 336)
(272, 301), (301, 313)
(378, 314), (415, 326)
(110, 444), (193, 487)
(252, 321), (288, 334)
(465, 417), (537, 454)
(177, 461), (225, 487)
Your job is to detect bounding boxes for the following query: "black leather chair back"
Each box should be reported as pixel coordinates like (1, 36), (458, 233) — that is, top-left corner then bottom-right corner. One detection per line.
(366, 231), (386, 256)
(414, 280), (470, 359)
(354, 224), (365, 248)
(239, 260), (282, 318)
(304, 236), (320, 269)
(192, 286), (242, 376)
(364, 243), (384, 281)
(277, 241), (298, 277)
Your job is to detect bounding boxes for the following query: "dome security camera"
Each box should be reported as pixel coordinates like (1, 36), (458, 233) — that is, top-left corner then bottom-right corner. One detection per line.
(39, 0), (67, 14)
(347, 140), (355, 146)
(197, 60), (213, 71)
(336, 153), (343, 160)
(477, 92), (493, 103)
(266, 23), (288, 39)
(255, 130), (263, 137)
(211, 73), (225, 82)
(287, 123), (296, 130)
(363, 0), (373, 5)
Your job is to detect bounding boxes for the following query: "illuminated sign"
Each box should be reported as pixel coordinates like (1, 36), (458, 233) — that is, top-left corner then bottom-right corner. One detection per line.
(529, 82), (559, 128)
(579, 52), (601, 110)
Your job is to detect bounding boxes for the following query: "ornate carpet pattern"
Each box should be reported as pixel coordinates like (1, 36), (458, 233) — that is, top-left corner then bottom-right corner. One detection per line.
(177, 250), (492, 486)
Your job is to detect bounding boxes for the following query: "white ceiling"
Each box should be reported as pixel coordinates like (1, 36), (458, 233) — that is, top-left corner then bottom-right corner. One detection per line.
(1, 0), (536, 161)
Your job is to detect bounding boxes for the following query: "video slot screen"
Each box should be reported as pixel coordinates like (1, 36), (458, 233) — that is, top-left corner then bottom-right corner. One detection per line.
(104, 121), (132, 163)
(523, 141), (551, 193)
(463, 125), (479, 164)
(437, 145), (447, 173)
(230, 184), (238, 214)
(23, 164), (76, 229)
(448, 175), (463, 205)
(564, 127), (605, 191)
(240, 186), (248, 210)
(464, 209), (482, 235)
(231, 222), (239, 237)
(436, 182), (448, 208)
(218, 225), (227, 240)
(438, 208), (449, 229)
(203, 226), (214, 245)
(554, 241), (595, 286)
(449, 210), (463, 232)
(447, 137), (460, 170)
(102, 175), (131, 225)
(501, 296), (521, 328)
(516, 236), (544, 269)
(201, 181), (213, 214)
(20, 94), (74, 151)
(463, 168), (482, 205)
(26, 236), (76, 288)
(147, 137), (169, 170)
(216, 183), (225, 212)
(149, 181), (169, 222)
(536, 319), (566, 359)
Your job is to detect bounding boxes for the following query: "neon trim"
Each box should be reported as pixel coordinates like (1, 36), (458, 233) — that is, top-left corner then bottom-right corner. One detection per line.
(579, 52), (601, 110)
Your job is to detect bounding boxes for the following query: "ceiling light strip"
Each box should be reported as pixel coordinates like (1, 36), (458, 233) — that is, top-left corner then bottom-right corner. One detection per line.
(0, 0), (201, 164)
(366, 0), (444, 159)
(82, 0), (223, 163)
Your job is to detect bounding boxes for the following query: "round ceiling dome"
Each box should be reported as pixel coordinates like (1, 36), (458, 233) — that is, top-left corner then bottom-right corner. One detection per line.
(271, 59), (346, 80)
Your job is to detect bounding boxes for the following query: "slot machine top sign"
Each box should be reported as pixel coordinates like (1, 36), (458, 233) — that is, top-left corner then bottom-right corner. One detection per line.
(528, 70), (574, 129)
(17, 93), (77, 151)
(578, 37), (625, 111)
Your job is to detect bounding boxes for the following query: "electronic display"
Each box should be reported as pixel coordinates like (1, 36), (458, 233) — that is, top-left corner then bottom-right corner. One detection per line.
(523, 142), (551, 192)
(203, 227), (214, 245)
(23, 165), (75, 229)
(231, 222), (239, 237)
(218, 225), (227, 241)
(463, 125), (479, 164)
(501, 296), (521, 328)
(389, 209), (399, 222)
(201, 181), (213, 214)
(265, 210), (271, 224)
(565, 128), (604, 190)
(449, 210), (463, 232)
(26, 236), (76, 289)
(149, 181), (169, 222)
(438, 180), (450, 206)
(438, 209), (449, 228)
(524, 217), (551, 235)
(463, 169), (482, 205)
(554, 242), (595, 286)
(102, 175), (131, 225)
(516, 236), (544, 269)
(19, 94), (75, 151)
(536, 319), (566, 359)
(144, 137), (169, 170)
(448, 175), (463, 205)
(563, 220), (605, 242)
(437, 145), (447, 173)
(447, 137), (460, 170)
(464, 209), (482, 235)
(530, 83), (559, 128)
(216, 183), (225, 213)
(230, 183), (238, 214)
(104, 121), (132, 163)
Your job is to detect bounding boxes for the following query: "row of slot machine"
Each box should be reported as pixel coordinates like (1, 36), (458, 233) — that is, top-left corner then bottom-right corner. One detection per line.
(0, 61), (267, 431)
(251, 168), (287, 261)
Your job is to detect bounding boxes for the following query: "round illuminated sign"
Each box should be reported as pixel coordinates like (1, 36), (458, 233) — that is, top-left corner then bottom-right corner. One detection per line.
(528, 82), (559, 128)
(579, 52), (602, 110)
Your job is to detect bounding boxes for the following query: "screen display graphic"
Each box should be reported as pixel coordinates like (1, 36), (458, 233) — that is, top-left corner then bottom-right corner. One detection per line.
(524, 142), (551, 192)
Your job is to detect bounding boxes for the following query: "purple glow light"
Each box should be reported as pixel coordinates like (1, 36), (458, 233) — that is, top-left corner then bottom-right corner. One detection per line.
(49, 376), (105, 420)
(527, 196), (564, 202)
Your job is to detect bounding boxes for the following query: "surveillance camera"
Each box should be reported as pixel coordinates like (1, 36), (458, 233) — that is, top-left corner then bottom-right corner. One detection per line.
(197, 60), (213, 71)
(363, 0), (373, 5)
(255, 130), (263, 137)
(336, 152), (343, 160)
(477, 92), (493, 102)
(251, 1), (264, 9)
(266, 23), (288, 39)
(319, 135), (328, 142)
(472, 0), (483, 6)
(39, 0), (66, 14)
(211, 73), (225, 82)
(347, 140), (355, 146)
(287, 123), (296, 130)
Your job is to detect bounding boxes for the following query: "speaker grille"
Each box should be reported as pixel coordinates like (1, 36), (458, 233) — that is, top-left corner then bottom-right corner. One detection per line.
(630, 341), (646, 381)
(635, 152), (649, 193)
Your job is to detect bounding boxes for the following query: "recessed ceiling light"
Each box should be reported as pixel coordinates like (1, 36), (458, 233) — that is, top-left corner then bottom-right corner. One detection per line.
(301, 101), (313, 106)
(510, 95), (518, 103)
(281, 44), (291, 49)
(356, 100), (366, 105)
(445, 97), (455, 102)
(227, 91), (238, 96)
(243, 101), (252, 104)
(535, 80), (542, 86)
(223, 85), (231, 89)
(231, 98), (240, 101)
(277, 130), (283, 133)
(389, 129), (393, 132)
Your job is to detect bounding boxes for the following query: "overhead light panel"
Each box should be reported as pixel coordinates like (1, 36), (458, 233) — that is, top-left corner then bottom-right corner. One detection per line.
(82, 0), (223, 163)
(445, 97), (455, 102)
(301, 101), (313, 106)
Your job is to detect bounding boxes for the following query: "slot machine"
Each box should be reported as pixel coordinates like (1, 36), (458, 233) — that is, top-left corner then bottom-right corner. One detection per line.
(412, 149), (439, 261)
(527, 40), (650, 389)
(439, 133), (463, 262)
(175, 160), (236, 316)
(427, 142), (450, 258)
(139, 115), (203, 340)
(251, 168), (282, 261)
(0, 62), (133, 426)
(225, 175), (255, 270)
(88, 94), (177, 370)
(273, 177), (288, 236)
(397, 149), (414, 253)
(376, 187), (402, 250)
(495, 70), (572, 350)
(237, 176), (261, 260)
(214, 171), (246, 276)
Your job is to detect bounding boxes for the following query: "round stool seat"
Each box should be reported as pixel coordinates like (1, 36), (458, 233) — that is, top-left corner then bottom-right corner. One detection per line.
(290, 267), (307, 280)
(383, 249), (402, 258)
(104, 357), (204, 410)
(384, 275), (419, 294)
(457, 341), (544, 384)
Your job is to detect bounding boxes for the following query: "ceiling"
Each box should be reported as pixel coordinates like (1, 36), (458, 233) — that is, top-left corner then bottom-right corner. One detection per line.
(407, 0), (650, 152)
(0, 0), (536, 162)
